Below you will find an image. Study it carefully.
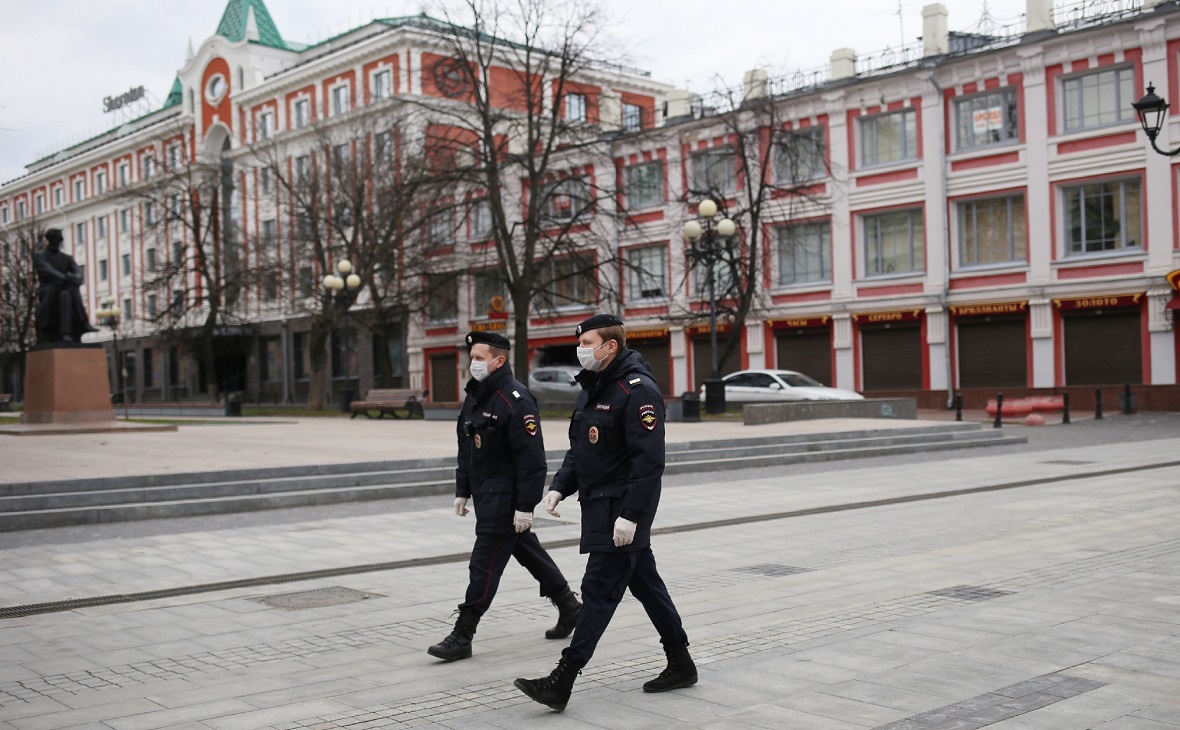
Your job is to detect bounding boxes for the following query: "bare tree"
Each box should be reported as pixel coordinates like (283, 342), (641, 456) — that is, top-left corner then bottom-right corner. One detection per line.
(413, 0), (622, 376)
(0, 216), (44, 398)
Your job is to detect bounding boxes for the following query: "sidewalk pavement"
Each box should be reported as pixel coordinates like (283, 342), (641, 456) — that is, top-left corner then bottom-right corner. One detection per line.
(0, 416), (970, 484)
(1, 434), (1179, 728)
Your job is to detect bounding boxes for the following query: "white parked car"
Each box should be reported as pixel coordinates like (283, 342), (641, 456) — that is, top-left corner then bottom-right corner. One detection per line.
(528, 366), (582, 405)
(701, 369), (864, 403)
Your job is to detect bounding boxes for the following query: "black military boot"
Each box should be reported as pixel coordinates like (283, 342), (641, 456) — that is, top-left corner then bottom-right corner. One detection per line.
(545, 586), (581, 640)
(514, 656), (581, 711)
(642, 643), (697, 692)
(427, 608), (479, 661)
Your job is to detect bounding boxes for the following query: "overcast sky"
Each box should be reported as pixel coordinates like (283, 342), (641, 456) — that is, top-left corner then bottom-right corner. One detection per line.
(0, 0), (1028, 184)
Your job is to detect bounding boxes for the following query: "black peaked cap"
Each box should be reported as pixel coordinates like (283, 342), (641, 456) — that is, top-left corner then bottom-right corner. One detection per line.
(574, 313), (623, 338)
(465, 331), (511, 350)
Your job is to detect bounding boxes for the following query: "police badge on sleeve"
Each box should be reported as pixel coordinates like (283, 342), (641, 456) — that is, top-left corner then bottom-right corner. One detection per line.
(639, 404), (657, 431)
(523, 413), (539, 436)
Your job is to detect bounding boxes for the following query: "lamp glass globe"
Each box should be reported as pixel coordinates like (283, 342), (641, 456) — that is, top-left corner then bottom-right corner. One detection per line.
(683, 220), (703, 241)
(346, 274), (361, 289)
(717, 218), (737, 237)
(323, 275), (338, 290)
(697, 199), (718, 218)
(337, 259), (352, 275)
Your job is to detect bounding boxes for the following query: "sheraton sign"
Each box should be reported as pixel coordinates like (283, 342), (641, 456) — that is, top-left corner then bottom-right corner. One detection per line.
(103, 86), (146, 113)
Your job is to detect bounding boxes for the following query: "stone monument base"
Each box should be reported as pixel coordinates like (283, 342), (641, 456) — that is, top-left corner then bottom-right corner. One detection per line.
(21, 345), (116, 425)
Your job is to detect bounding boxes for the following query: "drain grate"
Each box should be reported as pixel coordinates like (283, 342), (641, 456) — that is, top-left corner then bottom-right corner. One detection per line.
(254, 586), (381, 610)
(735, 563), (813, 577)
(928, 585), (1014, 602)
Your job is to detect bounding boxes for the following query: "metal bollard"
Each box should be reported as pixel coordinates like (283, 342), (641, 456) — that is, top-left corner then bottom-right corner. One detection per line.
(1123, 383), (1133, 415)
(954, 393), (963, 422)
(1095, 388), (1103, 420)
(993, 392), (1004, 428)
(1062, 391), (1071, 424)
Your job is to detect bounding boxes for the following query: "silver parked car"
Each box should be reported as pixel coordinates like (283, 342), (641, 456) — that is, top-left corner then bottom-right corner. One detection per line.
(701, 369), (864, 404)
(528, 366), (582, 405)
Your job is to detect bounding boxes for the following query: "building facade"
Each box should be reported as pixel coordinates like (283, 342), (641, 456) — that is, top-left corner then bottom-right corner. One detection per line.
(3, 0), (1179, 406)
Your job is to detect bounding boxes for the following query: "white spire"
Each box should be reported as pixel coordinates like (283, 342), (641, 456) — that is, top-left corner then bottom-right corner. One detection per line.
(245, 6), (260, 42)
(186, 36), (195, 61)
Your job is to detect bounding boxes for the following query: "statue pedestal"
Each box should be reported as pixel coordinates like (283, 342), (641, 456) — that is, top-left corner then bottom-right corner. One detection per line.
(21, 346), (116, 425)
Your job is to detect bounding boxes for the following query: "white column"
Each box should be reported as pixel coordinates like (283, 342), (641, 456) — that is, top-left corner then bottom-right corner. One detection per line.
(926, 307), (948, 391)
(670, 327), (688, 395)
(1029, 297), (1055, 386)
(1147, 288), (1176, 384)
(745, 320), (765, 369)
(1020, 49), (1052, 289)
(832, 314), (855, 390)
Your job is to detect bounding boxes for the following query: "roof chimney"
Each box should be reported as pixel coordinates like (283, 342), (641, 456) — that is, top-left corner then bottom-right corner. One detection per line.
(922, 4), (949, 57)
(1026, 0), (1055, 34)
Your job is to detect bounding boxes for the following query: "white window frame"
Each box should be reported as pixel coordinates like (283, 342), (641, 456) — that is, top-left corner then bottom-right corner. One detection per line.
(861, 108), (917, 167)
(34, 194), (44, 215)
(73, 179), (85, 202)
(97, 216), (107, 240)
(120, 209), (130, 234)
(16, 200), (25, 220)
(626, 244), (668, 301)
(372, 69), (393, 102)
(1061, 65), (1136, 134)
(167, 144), (182, 169)
(53, 187), (63, 208)
(95, 171), (106, 195)
(74, 222), (86, 246)
(862, 208), (924, 277)
(1062, 177), (1141, 256)
(775, 127), (826, 184)
(118, 163), (129, 187)
(331, 84), (351, 116)
(565, 92), (588, 123)
(955, 88), (1019, 150)
(261, 166), (273, 194)
(142, 155), (156, 180)
(622, 103), (643, 132)
(121, 253), (132, 278)
(543, 176), (591, 224)
(776, 221), (831, 286)
(625, 161), (663, 210)
(99, 259), (108, 281)
(257, 110), (274, 140)
(0, 206), (7, 224)
(690, 147), (737, 195)
(957, 194), (1026, 267)
(469, 198), (492, 239)
(293, 98), (311, 129)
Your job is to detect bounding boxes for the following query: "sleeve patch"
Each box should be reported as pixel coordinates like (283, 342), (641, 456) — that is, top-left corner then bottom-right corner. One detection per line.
(629, 377), (642, 385)
(639, 403), (658, 431)
(523, 414), (539, 436)
(512, 390), (522, 399)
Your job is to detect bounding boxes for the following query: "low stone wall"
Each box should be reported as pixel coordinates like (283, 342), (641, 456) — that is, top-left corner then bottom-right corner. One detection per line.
(743, 398), (917, 425)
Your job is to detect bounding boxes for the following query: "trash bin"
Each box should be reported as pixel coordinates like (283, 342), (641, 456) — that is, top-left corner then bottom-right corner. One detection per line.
(681, 391), (701, 423)
(225, 392), (242, 417)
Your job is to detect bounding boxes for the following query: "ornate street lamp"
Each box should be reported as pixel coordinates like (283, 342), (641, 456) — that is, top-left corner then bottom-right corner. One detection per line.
(323, 259), (362, 412)
(96, 296), (129, 420)
(683, 198), (736, 415)
(1133, 83), (1180, 157)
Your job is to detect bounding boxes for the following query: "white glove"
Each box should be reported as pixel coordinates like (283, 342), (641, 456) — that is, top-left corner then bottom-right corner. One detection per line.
(513, 510), (534, 533)
(542, 490), (563, 517)
(454, 497), (469, 516)
(613, 517), (637, 547)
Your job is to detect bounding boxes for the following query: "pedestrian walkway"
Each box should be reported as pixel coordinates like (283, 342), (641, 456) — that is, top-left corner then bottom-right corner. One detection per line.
(1, 434), (1178, 728)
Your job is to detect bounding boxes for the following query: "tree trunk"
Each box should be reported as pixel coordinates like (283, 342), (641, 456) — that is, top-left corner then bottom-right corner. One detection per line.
(511, 286), (530, 378)
(306, 319), (331, 411)
(201, 313), (220, 402)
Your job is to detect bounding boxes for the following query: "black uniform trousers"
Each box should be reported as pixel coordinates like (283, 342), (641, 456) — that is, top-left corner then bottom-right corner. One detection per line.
(459, 530), (568, 616)
(562, 547), (688, 668)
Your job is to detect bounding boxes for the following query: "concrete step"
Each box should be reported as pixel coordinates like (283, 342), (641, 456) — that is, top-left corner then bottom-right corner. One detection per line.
(0, 423), (1025, 531)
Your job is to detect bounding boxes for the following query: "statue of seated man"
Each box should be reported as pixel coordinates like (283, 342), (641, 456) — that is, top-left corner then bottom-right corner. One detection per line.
(34, 228), (98, 344)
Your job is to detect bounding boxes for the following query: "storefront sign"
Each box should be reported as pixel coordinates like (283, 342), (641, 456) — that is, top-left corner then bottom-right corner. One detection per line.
(1053, 293), (1142, 311)
(1166, 269), (1180, 292)
(949, 301), (1027, 317)
(685, 323), (733, 336)
(627, 327), (669, 340)
(851, 309), (922, 324)
(470, 320), (506, 332)
(768, 316), (830, 329)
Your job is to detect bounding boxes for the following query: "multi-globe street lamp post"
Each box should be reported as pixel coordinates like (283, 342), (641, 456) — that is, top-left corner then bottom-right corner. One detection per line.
(322, 259), (362, 413)
(683, 199), (736, 415)
(95, 296), (129, 420)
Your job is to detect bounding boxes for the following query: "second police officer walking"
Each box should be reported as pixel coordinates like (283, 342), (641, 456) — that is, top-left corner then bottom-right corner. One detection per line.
(515, 314), (696, 711)
(427, 331), (582, 661)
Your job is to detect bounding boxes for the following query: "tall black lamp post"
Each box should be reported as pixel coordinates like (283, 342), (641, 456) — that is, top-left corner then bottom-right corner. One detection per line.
(1133, 83), (1180, 157)
(323, 259), (361, 412)
(96, 296), (129, 420)
(683, 198), (736, 415)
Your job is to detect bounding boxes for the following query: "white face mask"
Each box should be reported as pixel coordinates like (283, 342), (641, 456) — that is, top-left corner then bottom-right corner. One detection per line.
(577, 342), (609, 372)
(469, 360), (490, 382)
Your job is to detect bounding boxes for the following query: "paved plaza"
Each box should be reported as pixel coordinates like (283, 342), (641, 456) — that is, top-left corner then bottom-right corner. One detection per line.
(1, 416), (1179, 728)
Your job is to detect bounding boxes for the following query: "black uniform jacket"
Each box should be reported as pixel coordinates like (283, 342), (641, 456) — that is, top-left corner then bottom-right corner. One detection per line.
(455, 363), (547, 535)
(550, 348), (665, 553)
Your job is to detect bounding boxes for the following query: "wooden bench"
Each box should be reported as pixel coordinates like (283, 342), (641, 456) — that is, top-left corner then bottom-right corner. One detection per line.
(0, 394), (12, 412)
(350, 388), (427, 419)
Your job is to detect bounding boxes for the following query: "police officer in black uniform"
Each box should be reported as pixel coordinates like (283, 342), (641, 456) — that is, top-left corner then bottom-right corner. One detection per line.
(428, 331), (581, 661)
(514, 314), (695, 711)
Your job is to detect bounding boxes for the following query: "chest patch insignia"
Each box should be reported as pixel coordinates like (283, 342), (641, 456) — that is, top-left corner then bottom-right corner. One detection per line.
(474, 433), (482, 449)
(595, 403), (611, 411)
(639, 404), (658, 431)
(523, 414), (539, 436)
(588, 425), (600, 445)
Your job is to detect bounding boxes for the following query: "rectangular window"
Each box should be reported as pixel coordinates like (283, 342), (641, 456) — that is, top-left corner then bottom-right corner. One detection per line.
(333, 143), (350, 175)
(75, 222), (86, 245)
(690, 147), (737, 194)
(777, 221), (831, 285)
(143, 155), (155, 180)
(95, 171), (106, 195)
(258, 111), (274, 141)
(775, 127), (826, 183)
(472, 269), (505, 316)
(293, 332), (310, 380)
(375, 131), (393, 162)
(1062, 66), (1135, 133)
(622, 103), (643, 131)
(540, 253), (597, 309)
(1064, 179), (1140, 254)
(627, 245), (668, 301)
(34, 194), (43, 215)
(99, 259), (108, 281)
(295, 155), (310, 183)
(426, 273), (459, 324)
(862, 108), (917, 166)
(263, 272), (279, 302)
(118, 164), (129, 187)
(260, 167), (273, 194)
(262, 218), (276, 246)
(122, 298), (132, 321)
(864, 208), (924, 276)
(74, 179), (84, 201)
(168, 194), (182, 219)
(16, 201), (24, 220)
(121, 253), (131, 277)
(147, 294), (158, 318)
(260, 337), (282, 382)
(170, 289), (184, 314)
(428, 209), (455, 247)
(469, 198), (492, 239)
(691, 246), (734, 299)
(959, 195), (1026, 266)
(565, 93), (587, 122)
(332, 85), (351, 115)
(144, 201), (156, 226)
(625, 162), (663, 210)
(957, 89), (1019, 150)
(143, 348), (154, 387)
(120, 209), (130, 233)
(298, 266), (313, 297)
(543, 177), (591, 223)
(293, 98), (310, 129)
(54, 187), (63, 208)
(97, 217), (107, 239)
(172, 240), (184, 266)
(145, 247), (157, 271)
(0, 207), (7, 224)
(372, 69), (392, 101)
(168, 144), (182, 169)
